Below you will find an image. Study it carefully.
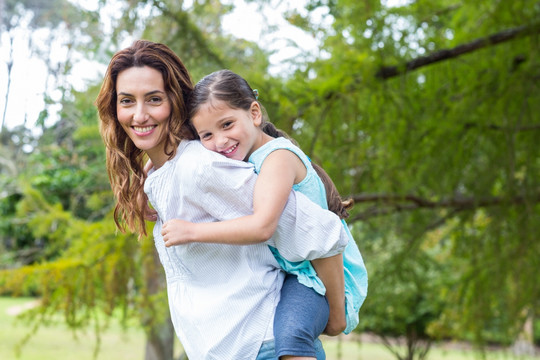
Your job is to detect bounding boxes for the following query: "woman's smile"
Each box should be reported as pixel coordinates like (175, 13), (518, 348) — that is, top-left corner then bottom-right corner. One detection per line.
(132, 125), (158, 135)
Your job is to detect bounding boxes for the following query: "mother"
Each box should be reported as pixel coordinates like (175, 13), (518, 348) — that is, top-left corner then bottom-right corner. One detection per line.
(96, 40), (349, 360)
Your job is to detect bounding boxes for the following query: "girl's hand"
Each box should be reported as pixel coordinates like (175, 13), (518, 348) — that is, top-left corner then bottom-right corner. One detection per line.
(161, 219), (195, 247)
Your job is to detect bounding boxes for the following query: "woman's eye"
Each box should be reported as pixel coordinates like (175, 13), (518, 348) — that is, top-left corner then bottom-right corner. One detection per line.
(149, 96), (162, 103)
(119, 98), (132, 105)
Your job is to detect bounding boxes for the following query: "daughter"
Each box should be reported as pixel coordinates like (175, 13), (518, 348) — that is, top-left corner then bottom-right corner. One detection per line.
(161, 70), (368, 359)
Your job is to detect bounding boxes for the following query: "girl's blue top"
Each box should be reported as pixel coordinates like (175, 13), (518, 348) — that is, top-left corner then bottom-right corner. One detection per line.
(248, 137), (368, 334)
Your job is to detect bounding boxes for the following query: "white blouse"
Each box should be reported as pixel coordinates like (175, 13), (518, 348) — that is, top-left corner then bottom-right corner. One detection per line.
(145, 140), (349, 360)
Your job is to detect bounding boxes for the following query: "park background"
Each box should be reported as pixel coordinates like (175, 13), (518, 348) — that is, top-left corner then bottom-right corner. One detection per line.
(0, 0), (539, 359)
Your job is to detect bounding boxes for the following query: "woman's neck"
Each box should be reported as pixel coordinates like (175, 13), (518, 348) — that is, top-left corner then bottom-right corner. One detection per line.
(147, 143), (176, 169)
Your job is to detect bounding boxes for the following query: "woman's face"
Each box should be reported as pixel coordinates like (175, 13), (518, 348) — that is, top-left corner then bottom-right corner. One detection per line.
(116, 66), (171, 167)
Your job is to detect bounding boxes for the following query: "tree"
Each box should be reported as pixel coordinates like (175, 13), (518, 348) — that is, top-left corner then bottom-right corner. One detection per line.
(0, 113), (173, 360)
(0, 0), (103, 132)
(268, 0), (539, 357)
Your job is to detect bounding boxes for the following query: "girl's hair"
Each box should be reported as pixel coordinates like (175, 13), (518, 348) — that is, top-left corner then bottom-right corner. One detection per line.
(95, 40), (195, 236)
(188, 69), (353, 219)
(261, 122), (354, 219)
(187, 69), (269, 123)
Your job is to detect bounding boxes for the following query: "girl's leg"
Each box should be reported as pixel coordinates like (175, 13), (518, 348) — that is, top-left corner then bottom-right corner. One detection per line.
(255, 338), (325, 360)
(274, 274), (329, 360)
(311, 254), (346, 336)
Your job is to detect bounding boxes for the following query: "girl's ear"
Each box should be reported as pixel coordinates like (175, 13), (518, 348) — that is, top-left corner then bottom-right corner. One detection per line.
(250, 101), (263, 126)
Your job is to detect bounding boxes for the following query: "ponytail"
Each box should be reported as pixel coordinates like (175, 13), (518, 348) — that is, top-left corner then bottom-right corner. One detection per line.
(261, 122), (353, 219)
(311, 163), (354, 219)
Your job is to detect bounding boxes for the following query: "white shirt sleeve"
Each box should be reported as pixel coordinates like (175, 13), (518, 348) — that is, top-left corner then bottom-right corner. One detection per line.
(183, 144), (348, 261)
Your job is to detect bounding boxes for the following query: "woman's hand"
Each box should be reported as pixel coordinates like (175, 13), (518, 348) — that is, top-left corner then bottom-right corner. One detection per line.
(142, 159), (158, 221)
(143, 204), (158, 222)
(161, 219), (196, 247)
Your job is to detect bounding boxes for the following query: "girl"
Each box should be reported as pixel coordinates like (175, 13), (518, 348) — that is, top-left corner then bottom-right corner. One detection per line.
(160, 70), (368, 359)
(96, 40), (351, 360)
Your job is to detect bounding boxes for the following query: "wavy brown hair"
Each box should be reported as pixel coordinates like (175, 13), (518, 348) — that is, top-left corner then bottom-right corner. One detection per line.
(188, 69), (353, 219)
(96, 40), (195, 236)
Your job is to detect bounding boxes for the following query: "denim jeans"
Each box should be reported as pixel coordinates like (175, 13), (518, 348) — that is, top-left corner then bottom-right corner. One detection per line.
(256, 338), (325, 360)
(272, 274), (329, 358)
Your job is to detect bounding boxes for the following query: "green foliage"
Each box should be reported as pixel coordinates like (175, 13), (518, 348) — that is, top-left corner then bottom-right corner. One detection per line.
(274, 0), (540, 353)
(1, 0), (539, 359)
(0, 201), (162, 354)
(359, 231), (446, 336)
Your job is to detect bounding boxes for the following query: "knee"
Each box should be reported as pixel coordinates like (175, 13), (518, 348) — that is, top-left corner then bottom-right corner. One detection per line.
(274, 319), (315, 353)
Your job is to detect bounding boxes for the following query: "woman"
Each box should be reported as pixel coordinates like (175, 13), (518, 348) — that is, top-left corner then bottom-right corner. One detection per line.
(96, 40), (350, 359)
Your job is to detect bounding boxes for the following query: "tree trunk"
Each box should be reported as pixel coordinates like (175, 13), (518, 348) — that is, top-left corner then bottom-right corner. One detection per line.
(143, 249), (176, 360)
(1, 34), (14, 133)
(512, 310), (536, 357)
(145, 317), (175, 360)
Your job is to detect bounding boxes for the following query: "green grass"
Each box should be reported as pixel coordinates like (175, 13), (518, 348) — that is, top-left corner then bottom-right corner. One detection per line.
(0, 297), (147, 360)
(1, 297), (538, 360)
(323, 337), (539, 360)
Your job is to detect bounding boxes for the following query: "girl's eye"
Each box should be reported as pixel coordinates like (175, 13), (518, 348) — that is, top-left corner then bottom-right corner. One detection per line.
(200, 132), (212, 140)
(222, 121), (233, 129)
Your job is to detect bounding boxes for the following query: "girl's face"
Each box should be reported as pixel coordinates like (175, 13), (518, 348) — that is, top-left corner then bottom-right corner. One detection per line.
(191, 99), (265, 161)
(116, 66), (171, 167)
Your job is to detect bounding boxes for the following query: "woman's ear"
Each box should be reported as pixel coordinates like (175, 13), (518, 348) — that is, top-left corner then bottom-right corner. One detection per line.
(250, 101), (262, 126)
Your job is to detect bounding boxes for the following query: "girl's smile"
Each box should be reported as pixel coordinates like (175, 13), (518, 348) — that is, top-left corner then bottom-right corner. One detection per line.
(220, 143), (238, 157)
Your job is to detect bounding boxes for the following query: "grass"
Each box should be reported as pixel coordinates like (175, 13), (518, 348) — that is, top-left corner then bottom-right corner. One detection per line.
(1, 297), (538, 360)
(323, 336), (540, 360)
(0, 297), (148, 360)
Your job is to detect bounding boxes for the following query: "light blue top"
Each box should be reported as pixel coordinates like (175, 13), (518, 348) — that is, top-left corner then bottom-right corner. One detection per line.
(249, 137), (368, 334)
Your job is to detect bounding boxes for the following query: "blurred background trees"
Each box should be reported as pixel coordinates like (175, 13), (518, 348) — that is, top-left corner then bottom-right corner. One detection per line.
(1, 1), (538, 359)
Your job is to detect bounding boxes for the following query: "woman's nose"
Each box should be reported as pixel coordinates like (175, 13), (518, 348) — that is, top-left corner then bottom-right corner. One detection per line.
(133, 103), (147, 122)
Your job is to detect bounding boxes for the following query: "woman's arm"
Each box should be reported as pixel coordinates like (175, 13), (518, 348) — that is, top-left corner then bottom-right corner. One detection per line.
(161, 149), (304, 247)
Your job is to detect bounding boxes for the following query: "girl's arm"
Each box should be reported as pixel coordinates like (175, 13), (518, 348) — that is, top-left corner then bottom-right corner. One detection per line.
(161, 149), (303, 247)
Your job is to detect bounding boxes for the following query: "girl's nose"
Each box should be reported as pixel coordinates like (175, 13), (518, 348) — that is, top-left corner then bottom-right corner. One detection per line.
(215, 134), (228, 150)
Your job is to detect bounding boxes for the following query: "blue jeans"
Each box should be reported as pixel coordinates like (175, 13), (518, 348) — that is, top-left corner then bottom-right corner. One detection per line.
(256, 338), (325, 360)
(271, 274), (329, 358)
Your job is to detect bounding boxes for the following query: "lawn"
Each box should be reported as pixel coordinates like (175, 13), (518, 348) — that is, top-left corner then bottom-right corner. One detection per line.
(1, 297), (538, 360)
(0, 296), (148, 360)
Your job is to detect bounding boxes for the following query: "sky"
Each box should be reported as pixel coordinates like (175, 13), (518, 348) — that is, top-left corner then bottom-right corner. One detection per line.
(0, 0), (408, 131)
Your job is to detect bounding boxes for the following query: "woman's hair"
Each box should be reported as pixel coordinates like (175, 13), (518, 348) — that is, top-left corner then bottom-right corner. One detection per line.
(188, 69), (353, 219)
(96, 40), (195, 236)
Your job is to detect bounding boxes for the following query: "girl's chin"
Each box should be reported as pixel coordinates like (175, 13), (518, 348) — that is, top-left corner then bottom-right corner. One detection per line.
(227, 154), (244, 161)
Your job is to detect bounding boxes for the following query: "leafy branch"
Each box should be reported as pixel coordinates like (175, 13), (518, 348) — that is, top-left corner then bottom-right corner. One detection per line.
(376, 22), (540, 79)
(463, 123), (540, 132)
(349, 192), (540, 221)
